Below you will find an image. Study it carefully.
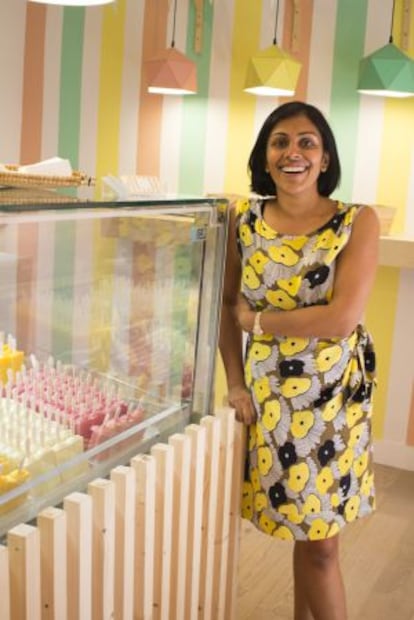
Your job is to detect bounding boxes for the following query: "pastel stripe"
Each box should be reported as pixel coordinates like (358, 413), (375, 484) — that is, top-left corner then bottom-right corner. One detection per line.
(78, 7), (102, 194)
(382, 269), (414, 442)
(20, 3), (46, 164)
(178, 1), (214, 193)
(281, 0), (314, 102)
(53, 8), (85, 360)
(350, 0), (387, 204)
(118, 0), (145, 175)
(365, 267), (400, 439)
(136, 0), (168, 176)
(0, 2), (26, 163)
(42, 7), (63, 158)
(224, 0), (263, 194)
(203, 0), (235, 193)
(329, 0), (368, 201)
(306, 0), (337, 114)
(72, 219), (94, 367)
(92, 0), (126, 371)
(34, 222), (55, 358)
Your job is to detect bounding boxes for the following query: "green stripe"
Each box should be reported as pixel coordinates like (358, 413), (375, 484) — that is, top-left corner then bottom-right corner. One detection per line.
(178, 2), (214, 193)
(329, 0), (368, 201)
(53, 8), (85, 361)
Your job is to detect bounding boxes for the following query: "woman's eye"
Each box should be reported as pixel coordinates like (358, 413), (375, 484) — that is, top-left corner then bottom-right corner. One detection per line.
(272, 137), (288, 148)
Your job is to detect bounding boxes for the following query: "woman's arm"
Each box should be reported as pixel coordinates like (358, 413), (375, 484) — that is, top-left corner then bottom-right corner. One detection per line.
(237, 205), (380, 338)
(219, 204), (256, 423)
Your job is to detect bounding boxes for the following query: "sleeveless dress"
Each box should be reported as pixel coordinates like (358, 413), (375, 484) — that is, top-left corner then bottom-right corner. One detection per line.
(237, 197), (376, 541)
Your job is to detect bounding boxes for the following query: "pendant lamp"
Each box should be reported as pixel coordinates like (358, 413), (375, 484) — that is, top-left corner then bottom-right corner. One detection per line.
(357, 0), (414, 98)
(28, 0), (114, 4)
(145, 0), (197, 95)
(244, 0), (302, 97)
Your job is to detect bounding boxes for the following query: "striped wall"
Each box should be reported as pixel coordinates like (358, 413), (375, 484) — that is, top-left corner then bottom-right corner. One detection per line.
(0, 0), (413, 469)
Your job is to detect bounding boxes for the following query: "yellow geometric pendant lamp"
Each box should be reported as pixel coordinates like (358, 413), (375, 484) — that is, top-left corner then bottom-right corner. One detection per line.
(145, 0), (197, 96)
(357, 0), (414, 98)
(244, 0), (302, 97)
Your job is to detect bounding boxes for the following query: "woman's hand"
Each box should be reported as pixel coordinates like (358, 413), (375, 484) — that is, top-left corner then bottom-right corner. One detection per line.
(236, 294), (255, 332)
(227, 384), (256, 425)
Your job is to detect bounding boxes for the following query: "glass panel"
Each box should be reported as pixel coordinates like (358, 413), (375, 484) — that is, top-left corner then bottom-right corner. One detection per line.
(0, 198), (227, 534)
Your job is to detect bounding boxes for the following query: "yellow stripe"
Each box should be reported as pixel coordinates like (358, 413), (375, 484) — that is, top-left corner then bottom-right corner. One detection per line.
(365, 267), (400, 440)
(90, 1), (127, 370)
(223, 1), (263, 194)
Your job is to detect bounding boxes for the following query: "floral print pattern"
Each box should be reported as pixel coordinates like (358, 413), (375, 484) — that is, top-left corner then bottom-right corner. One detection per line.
(237, 198), (376, 541)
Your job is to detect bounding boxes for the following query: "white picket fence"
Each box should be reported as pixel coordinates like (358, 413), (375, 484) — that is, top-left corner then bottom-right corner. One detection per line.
(0, 409), (245, 620)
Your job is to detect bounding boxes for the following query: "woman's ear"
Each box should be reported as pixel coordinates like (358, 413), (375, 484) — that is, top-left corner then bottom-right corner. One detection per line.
(321, 153), (329, 172)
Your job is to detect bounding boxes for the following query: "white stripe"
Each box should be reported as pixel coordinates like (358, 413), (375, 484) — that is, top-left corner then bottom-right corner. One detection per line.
(0, 3), (26, 163)
(72, 219), (94, 365)
(0, 226), (18, 339)
(405, 151), (414, 234)
(383, 269), (414, 442)
(203, 0), (235, 193)
(42, 7), (63, 159)
(352, 0), (392, 205)
(307, 0), (337, 115)
(118, 0), (145, 174)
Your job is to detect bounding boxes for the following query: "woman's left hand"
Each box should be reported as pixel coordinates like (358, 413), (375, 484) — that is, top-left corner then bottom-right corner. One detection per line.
(236, 294), (254, 332)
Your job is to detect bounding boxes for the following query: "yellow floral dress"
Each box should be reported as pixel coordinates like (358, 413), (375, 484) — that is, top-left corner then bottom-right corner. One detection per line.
(237, 198), (376, 541)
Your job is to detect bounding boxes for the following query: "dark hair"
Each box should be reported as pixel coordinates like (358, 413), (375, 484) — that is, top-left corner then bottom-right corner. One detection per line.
(248, 101), (341, 197)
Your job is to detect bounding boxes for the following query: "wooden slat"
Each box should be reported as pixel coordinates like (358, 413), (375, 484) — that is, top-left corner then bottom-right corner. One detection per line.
(8, 523), (41, 620)
(151, 442), (174, 620)
(0, 545), (10, 620)
(184, 423), (207, 620)
(38, 506), (67, 620)
(110, 465), (136, 620)
(212, 409), (236, 620)
(88, 478), (116, 620)
(168, 432), (192, 620)
(131, 453), (156, 620)
(64, 492), (93, 620)
(199, 415), (221, 620)
(224, 412), (245, 620)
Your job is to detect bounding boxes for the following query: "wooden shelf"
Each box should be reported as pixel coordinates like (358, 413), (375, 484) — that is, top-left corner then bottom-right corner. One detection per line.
(379, 234), (414, 269)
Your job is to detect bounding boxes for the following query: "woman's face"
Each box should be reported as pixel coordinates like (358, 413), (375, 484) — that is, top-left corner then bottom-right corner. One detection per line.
(265, 114), (329, 197)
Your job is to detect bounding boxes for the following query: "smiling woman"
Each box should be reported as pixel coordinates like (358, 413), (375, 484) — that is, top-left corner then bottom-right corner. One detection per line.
(219, 100), (380, 620)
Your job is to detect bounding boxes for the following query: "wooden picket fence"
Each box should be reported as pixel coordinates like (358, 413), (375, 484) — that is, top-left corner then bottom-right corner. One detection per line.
(0, 409), (245, 620)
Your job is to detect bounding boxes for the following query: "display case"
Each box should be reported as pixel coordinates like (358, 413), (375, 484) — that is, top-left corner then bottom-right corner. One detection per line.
(0, 195), (228, 534)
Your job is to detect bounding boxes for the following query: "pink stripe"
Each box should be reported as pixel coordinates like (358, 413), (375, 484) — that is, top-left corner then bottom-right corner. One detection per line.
(281, 0), (314, 103)
(136, 0), (169, 175)
(20, 3), (46, 164)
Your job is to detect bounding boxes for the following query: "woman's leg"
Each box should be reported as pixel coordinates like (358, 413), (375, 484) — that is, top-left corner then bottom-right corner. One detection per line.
(293, 535), (347, 620)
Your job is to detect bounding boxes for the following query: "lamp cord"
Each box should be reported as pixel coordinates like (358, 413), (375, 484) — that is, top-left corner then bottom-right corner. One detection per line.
(273, 0), (280, 45)
(389, 0), (395, 43)
(171, 0), (178, 48)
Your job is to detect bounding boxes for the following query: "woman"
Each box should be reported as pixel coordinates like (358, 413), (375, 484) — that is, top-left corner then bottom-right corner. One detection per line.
(219, 101), (379, 620)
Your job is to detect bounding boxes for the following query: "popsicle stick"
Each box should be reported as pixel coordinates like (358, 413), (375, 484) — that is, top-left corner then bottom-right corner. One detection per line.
(0, 545), (10, 620)
(168, 432), (191, 620)
(131, 453), (156, 620)
(199, 415), (221, 620)
(88, 478), (115, 620)
(151, 442), (174, 620)
(38, 506), (68, 620)
(8, 523), (41, 620)
(64, 492), (92, 620)
(110, 465), (136, 620)
(184, 423), (206, 620)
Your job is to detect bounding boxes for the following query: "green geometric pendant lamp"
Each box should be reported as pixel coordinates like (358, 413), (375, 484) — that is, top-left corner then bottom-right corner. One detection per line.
(357, 0), (414, 97)
(244, 0), (302, 96)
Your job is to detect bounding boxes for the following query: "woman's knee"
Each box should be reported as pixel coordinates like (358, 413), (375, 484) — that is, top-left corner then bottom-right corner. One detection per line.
(297, 537), (340, 571)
